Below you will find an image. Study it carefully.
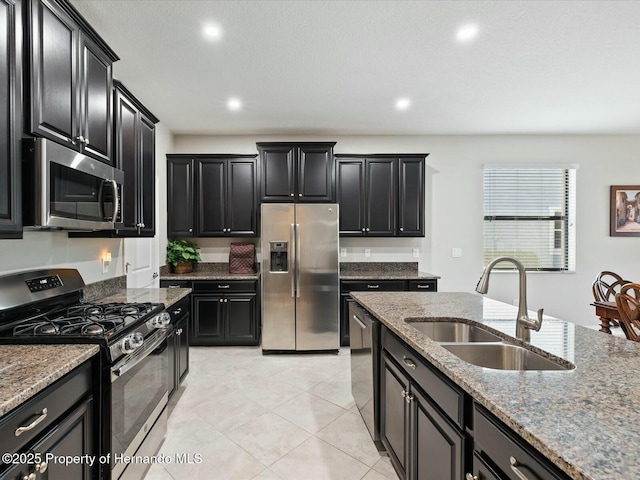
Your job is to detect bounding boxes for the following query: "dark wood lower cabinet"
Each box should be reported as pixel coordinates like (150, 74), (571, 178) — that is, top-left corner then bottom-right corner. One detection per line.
(168, 298), (190, 399)
(381, 351), (465, 480)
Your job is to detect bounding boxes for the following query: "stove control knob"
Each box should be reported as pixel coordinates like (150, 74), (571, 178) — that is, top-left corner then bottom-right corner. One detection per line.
(148, 311), (171, 329)
(120, 332), (144, 354)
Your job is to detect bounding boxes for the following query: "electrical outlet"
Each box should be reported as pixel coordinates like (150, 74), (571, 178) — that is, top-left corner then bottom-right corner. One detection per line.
(451, 248), (462, 258)
(340, 248), (347, 258)
(102, 260), (109, 274)
(412, 248), (419, 258)
(364, 248), (371, 258)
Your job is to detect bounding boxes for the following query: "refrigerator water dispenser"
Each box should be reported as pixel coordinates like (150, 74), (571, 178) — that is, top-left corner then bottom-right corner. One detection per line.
(269, 242), (288, 272)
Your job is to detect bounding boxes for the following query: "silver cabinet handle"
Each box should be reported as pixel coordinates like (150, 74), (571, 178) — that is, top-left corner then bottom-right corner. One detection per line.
(168, 285), (180, 289)
(290, 193), (294, 197)
(35, 461), (48, 473)
(402, 356), (417, 370)
(177, 328), (183, 335)
(366, 228), (370, 232)
(352, 314), (367, 330)
(298, 193), (302, 197)
(400, 227), (404, 231)
(218, 284), (230, 289)
(173, 308), (182, 315)
(405, 393), (414, 404)
(219, 299), (223, 303)
(15, 408), (48, 436)
(416, 284), (431, 289)
(367, 284), (379, 289)
(465, 475), (478, 480)
(401, 389), (407, 398)
(510, 456), (531, 480)
(22, 473), (36, 480)
(188, 228), (193, 233)
(361, 228), (365, 232)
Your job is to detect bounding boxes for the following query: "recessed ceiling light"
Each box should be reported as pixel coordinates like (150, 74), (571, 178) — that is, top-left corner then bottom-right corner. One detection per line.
(456, 24), (479, 43)
(227, 97), (242, 111)
(203, 24), (222, 40)
(395, 98), (411, 111)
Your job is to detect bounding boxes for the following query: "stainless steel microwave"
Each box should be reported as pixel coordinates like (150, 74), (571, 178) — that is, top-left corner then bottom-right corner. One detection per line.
(22, 138), (124, 230)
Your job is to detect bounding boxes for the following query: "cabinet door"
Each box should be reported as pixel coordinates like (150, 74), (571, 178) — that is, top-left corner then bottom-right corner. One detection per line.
(336, 159), (365, 235)
(167, 328), (177, 399)
(410, 387), (465, 480)
(29, 0), (78, 147)
(297, 144), (334, 202)
(0, 0), (21, 239)
(138, 113), (155, 236)
(340, 294), (353, 346)
(398, 157), (424, 237)
(366, 158), (396, 236)
(114, 91), (138, 232)
(259, 144), (295, 202)
(227, 158), (257, 236)
(191, 294), (225, 345)
(381, 353), (409, 479)
(225, 293), (258, 345)
(167, 158), (194, 237)
(0, 397), (95, 480)
(79, 34), (112, 164)
(196, 158), (226, 236)
(177, 315), (189, 383)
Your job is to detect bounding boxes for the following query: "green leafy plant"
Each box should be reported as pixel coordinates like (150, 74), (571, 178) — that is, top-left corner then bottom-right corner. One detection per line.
(167, 240), (202, 267)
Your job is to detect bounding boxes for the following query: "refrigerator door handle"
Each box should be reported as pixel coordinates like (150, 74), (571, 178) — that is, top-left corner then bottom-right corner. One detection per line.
(295, 223), (301, 298)
(291, 223), (296, 298)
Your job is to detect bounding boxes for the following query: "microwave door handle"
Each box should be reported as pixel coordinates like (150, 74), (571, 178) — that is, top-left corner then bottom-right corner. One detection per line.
(110, 180), (119, 223)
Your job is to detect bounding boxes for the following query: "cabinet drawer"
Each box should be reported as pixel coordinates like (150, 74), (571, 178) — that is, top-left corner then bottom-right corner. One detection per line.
(341, 280), (406, 292)
(0, 361), (92, 463)
(160, 280), (192, 289)
(382, 328), (464, 428)
(192, 281), (257, 293)
(473, 404), (570, 480)
(408, 280), (437, 292)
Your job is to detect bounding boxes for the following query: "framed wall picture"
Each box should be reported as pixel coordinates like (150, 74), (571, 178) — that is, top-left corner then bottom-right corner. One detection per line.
(610, 185), (640, 237)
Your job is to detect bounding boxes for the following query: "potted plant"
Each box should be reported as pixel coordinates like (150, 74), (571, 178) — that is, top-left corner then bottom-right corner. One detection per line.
(167, 240), (202, 274)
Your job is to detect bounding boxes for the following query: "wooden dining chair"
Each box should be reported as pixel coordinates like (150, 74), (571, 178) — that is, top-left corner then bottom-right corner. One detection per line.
(615, 283), (640, 342)
(592, 271), (630, 303)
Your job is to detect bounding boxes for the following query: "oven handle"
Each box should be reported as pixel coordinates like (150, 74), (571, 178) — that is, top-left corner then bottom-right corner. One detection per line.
(111, 330), (168, 380)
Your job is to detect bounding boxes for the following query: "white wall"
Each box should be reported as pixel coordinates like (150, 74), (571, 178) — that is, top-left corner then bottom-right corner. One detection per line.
(171, 134), (640, 327)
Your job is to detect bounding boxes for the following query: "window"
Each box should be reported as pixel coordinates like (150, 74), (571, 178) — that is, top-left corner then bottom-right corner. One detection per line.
(483, 166), (576, 272)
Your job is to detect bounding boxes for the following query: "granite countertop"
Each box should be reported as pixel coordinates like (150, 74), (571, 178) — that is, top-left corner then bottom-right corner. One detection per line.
(161, 271), (259, 281)
(340, 270), (439, 280)
(98, 287), (192, 306)
(350, 291), (639, 480)
(0, 344), (99, 418)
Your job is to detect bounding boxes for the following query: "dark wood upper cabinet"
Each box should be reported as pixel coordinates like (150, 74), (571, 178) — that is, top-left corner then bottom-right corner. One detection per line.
(398, 157), (425, 237)
(113, 80), (158, 237)
(167, 155), (258, 238)
(336, 154), (426, 237)
(258, 142), (335, 202)
(167, 157), (194, 237)
(27, 0), (118, 165)
(0, 0), (22, 239)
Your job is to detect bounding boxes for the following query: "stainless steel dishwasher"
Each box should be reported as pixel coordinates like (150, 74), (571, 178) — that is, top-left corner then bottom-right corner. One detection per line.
(349, 301), (383, 450)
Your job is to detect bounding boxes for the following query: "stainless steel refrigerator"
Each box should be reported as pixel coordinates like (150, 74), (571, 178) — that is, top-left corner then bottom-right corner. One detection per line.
(261, 203), (339, 352)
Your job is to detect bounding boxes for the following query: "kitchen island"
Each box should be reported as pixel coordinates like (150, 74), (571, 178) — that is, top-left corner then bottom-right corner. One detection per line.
(350, 291), (638, 480)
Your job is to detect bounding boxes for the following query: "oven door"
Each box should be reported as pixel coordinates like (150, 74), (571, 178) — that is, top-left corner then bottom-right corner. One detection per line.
(110, 328), (169, 479)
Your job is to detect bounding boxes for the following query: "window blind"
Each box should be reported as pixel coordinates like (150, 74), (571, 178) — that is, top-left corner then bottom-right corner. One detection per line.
(483, 167), (576, 271)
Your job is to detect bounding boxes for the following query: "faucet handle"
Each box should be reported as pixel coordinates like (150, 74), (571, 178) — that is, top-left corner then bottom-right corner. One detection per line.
(535, 308), (544, 331)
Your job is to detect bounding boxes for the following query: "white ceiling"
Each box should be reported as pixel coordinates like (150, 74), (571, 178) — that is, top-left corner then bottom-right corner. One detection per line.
(71, 0), (640, 135)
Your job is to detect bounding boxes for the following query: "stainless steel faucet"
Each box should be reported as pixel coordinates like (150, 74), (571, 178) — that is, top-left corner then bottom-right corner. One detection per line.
(475, 256), (543, 342)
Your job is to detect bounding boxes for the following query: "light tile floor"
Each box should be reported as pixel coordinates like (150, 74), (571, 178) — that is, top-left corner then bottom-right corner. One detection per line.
(143, 346), (399, 480)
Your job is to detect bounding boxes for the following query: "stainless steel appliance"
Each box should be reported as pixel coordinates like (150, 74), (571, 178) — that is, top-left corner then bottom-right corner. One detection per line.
(22, 138), (124, 230)
(0, 268), (170, 480)
(349, 301), (383, 450)
(261, 203), (339, 352)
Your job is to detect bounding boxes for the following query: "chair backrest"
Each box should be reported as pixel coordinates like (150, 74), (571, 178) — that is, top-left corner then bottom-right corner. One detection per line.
(592, 271), (630, 302)
(615, 283), (640, 342)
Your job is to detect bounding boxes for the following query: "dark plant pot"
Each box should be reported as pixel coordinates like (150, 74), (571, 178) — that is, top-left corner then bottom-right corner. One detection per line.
(172, 261), (193, 274)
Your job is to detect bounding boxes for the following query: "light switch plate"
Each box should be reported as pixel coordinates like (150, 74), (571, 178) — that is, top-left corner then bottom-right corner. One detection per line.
(412, 248), (419, 258)
(340, 248), (347, 258)
(452, 248), (462, 258)
(102, 260), (109, 274)
(364, 248), (371, 258)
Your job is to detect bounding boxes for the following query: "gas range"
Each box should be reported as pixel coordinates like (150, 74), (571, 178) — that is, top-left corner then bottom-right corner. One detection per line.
(0, 268), (171, 480)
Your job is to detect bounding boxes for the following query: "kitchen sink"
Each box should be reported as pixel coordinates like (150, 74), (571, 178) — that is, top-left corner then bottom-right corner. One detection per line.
(441, 343), (574, 371)
(407, 320), (503, 343)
